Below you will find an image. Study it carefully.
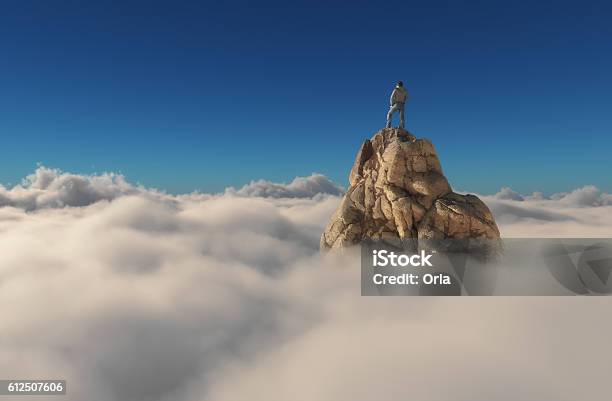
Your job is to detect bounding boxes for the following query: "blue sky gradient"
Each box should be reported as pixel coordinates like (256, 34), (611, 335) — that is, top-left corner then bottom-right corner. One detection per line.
(1, 0), (611, 194)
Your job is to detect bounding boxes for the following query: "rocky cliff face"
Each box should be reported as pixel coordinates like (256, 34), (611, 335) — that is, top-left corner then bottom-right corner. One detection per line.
(321, 128), (500, 250)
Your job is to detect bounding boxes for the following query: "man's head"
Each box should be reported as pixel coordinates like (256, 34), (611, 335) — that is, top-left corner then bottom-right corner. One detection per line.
(397, 80), (403, 87)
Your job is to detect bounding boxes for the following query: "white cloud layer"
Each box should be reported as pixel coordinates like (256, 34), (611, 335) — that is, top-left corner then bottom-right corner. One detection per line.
(0, 166), (155, 211)
(493, 185), (612, 207)
(1, 168), (612, 400)
(225, 173), (344, 198)
(494, 186), (524, 201)
(479, 186), (612, 237)
(0, 168), (343, 212)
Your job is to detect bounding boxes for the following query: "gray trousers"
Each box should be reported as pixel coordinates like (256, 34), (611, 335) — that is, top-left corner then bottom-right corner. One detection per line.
(386, 102), (405, 128)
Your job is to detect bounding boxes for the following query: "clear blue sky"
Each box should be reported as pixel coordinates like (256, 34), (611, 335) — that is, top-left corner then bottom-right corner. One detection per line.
(1, 0), (611, 194)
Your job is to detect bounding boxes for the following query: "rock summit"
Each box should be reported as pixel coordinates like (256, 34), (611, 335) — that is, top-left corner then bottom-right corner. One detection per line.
(321, 128), (500, 251)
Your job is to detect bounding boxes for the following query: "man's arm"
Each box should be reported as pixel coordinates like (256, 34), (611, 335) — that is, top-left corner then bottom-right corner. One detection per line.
(389, 89), (397, 105)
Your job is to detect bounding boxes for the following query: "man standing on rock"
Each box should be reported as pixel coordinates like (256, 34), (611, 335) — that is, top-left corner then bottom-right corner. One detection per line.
(386, 81), (408, 129)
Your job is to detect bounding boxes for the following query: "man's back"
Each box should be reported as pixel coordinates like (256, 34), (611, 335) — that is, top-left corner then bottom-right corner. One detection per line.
(391, 86), (408, 104)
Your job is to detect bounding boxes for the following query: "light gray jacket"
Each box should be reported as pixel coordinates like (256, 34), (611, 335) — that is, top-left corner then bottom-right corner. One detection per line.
(390, 86), (408, 105)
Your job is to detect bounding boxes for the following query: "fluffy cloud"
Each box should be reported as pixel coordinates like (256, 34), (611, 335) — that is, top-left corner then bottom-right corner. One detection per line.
(478, 186), (612, 237)
(492, 185), (612, 207)
(0, 168), (344, 213)
(0, 166), (156, 211)
(1, 169), (612, 401)
(550, 185), (612, 207)
(494, 187), (524, 201)
(225, 173), (344, 198)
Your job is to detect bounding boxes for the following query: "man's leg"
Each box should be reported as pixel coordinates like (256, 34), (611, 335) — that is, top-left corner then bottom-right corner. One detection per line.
(399, 104), (405, 129)
(386, 104), (398, 128)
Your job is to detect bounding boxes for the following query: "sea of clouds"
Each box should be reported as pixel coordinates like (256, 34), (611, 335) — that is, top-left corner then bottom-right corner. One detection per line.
(1, 167), (611, 401)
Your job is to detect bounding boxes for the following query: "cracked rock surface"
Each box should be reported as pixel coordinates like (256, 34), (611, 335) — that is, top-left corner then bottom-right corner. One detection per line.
(320, 128), (501, 250)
